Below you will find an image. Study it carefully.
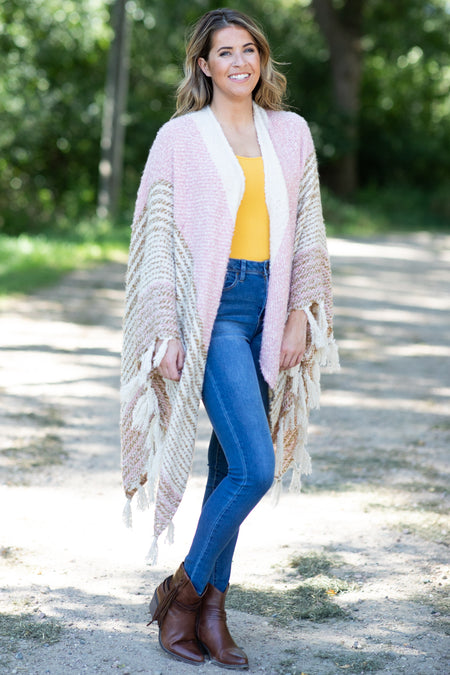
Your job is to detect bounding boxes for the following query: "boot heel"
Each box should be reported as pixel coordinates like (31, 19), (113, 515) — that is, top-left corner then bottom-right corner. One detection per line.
(148, 590), (159, 624)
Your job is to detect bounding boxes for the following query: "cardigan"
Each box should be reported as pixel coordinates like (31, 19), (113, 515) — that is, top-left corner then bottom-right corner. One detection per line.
(120, 103), (339, 562)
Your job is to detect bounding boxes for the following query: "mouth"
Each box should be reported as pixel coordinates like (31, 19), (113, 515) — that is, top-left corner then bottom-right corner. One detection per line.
(228, 73), (251, 82)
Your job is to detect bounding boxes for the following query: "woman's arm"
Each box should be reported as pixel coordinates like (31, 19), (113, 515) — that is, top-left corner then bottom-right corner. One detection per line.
(280, 309), (307, 370)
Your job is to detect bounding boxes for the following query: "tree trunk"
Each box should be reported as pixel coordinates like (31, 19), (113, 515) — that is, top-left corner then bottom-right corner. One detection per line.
(97, 0), (130, 219)
(311, 0), (363, 196)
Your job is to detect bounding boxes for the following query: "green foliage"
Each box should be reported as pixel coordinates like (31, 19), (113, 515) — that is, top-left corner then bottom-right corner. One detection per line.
(0, 220), (129, 295)
(322, 184), (449, 237)
(1, 0), (449, 235)
(0, 0), (110, 234)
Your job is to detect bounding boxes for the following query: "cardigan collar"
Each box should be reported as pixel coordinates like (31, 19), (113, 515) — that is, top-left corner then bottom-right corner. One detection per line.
(190, 103), (290, 263)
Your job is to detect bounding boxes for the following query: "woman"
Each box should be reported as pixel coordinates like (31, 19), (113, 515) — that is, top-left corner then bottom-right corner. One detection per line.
(120, 7), (338, 670)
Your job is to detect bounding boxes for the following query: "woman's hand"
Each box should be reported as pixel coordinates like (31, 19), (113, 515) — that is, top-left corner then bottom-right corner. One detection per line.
(280, 309), (307, 370)
(155, 338), (185, 381)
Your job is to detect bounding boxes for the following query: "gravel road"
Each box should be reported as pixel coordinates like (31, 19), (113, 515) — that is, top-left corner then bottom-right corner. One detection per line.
(1, 232), (449, 674)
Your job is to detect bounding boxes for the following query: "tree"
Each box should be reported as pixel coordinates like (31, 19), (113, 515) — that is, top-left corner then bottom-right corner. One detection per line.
(97, 0), (130, 220)
(311, 0), (363, 196)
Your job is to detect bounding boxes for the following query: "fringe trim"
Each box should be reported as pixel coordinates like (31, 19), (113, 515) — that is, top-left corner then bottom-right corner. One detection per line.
(271, 477), (283, 506)
(132, 387), (158, 432)
(122, 498), (132, 528)
(137, 483), (150, 511)
(289, 463), (302, 493)
(145, 535), (159, 565)
(164, 521), (175, 545)
(305, 369), (321, 411)
(303, 304), (327, 350)
(153, 338), (171, 368)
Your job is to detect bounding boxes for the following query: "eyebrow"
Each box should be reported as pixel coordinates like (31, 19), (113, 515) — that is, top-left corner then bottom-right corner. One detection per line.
(216, 42), (256, 51)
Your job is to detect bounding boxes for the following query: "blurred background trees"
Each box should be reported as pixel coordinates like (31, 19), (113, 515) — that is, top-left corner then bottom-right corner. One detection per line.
(1, 0), (449, 235)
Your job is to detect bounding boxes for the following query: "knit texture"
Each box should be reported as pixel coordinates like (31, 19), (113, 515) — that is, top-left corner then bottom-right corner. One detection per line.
(120, 103), (338, 560)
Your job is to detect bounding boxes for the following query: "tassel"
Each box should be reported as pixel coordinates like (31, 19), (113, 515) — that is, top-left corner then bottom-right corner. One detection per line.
(318, 302), (327, 334)
(271, 478), (283, 506)
(120, 376), (140, 404)
(305, 371), (321, 410)
(137, 483), (150, 511)
(145, 535), (159, 565)
(153, 338), (171, 368)
(140, 344), (155, 374)
(289, 464), (302, 493)
(122, 498), (132, 528)
(300, 448), (313, 475)
(132, 389), (157, 432)
(164, 521), (175, 545)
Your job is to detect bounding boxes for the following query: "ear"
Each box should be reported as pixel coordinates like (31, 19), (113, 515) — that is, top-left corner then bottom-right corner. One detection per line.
(198, 57), (211, 77)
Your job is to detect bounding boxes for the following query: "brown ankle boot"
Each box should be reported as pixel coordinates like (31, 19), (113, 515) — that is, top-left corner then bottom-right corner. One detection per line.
(148, 563), (205, 665)
(197, 584), (248, 670)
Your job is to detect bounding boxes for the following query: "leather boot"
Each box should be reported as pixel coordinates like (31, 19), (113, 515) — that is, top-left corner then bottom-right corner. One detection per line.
(197, 584), (248, 670)
(148, 562), (205, 665)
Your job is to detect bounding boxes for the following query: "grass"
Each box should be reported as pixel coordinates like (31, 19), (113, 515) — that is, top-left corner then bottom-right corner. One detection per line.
(0, 433), (67, 472)
(322, 184), (450, 237)
(0, 613), (62, 644)
(289, 551), (341, 577)
(0, 218), (129, 296)
(313, 649), (394, 673)
(0, 611), (63, 668)
(227, 583), (348, 624)
(228, 550), (357, 625)
(1, 185), (448, 298)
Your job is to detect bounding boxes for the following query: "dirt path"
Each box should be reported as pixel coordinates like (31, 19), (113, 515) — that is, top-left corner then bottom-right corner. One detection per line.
(1, 233), (449, 675)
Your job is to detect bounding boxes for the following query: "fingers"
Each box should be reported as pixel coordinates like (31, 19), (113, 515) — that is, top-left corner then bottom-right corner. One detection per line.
(156, 340), (185, 381)
(280, 348), (305, 371)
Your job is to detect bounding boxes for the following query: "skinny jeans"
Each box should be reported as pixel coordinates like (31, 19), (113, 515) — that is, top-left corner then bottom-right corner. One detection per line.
(184, 259), (275, 594)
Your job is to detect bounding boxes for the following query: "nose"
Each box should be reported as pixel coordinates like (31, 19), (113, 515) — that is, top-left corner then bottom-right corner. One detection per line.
(232, 51), (245, 67)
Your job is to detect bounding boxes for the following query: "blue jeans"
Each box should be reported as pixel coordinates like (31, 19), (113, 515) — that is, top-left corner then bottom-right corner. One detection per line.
(184, 259), (275, 594)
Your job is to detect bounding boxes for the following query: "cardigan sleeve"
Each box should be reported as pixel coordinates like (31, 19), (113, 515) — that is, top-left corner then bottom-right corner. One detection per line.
(125, 125), (181, 371)
(287, 126), (334, 337)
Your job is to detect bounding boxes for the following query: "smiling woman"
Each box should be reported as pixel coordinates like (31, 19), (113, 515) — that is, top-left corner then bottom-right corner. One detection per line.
(197, 26), (261, 109)
(175, 8), (286, 116)
(120, 6), (338, 671)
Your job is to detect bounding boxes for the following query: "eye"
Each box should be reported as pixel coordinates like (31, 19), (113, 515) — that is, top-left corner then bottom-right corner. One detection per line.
(245, 47), (256, 53)
(219, 50), (232, 57)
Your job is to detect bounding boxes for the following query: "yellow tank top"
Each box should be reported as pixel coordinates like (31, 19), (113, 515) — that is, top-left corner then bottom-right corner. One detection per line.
(230, 156), (270, 261)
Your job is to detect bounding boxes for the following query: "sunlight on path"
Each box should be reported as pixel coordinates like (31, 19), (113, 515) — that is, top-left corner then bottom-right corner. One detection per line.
(1, 237), (449, 675)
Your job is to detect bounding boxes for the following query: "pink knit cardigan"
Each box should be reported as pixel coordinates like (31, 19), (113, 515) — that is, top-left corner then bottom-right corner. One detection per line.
(120, 103), (338, 562)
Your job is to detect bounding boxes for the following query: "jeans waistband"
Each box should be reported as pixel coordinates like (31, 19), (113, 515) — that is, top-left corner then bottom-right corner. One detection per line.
(227, 258), (270, 279)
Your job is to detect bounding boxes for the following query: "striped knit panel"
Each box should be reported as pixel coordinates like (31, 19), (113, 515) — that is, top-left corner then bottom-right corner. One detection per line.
(121, 179), (180, 499)
(258, 112), (309, 389)
(152, 223), (207, 538)
(269, 143), (330, 486)
(136, 180), (180, 352)
(288, 151), (333, 331)
(121, 184), (151, 497)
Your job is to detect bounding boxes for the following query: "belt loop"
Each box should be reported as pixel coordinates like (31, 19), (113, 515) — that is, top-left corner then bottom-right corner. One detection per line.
(240, 259), (246, 281)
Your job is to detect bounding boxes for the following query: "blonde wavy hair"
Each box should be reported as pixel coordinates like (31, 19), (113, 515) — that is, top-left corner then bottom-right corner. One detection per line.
(174, 8), (287, 116)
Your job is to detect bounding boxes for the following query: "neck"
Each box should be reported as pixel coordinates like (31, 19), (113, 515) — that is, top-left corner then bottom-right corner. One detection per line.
(209, 95), (254, 129)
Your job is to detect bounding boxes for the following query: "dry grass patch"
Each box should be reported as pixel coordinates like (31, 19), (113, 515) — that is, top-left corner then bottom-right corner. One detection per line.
(228, 582), (349, 625)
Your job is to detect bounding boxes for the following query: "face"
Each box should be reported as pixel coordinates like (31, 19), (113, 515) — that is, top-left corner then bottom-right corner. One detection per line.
(198, 25), (261, 103)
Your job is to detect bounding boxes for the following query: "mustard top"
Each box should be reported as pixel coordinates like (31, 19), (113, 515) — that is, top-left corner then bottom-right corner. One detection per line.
(230, 156), (270, 261)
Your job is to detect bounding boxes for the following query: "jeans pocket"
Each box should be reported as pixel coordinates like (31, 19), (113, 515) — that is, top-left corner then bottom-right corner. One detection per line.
(223, 270), (239, 291)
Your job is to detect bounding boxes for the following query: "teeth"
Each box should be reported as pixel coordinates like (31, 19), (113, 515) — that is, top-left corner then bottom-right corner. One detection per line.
(230, 74), (249, 80)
